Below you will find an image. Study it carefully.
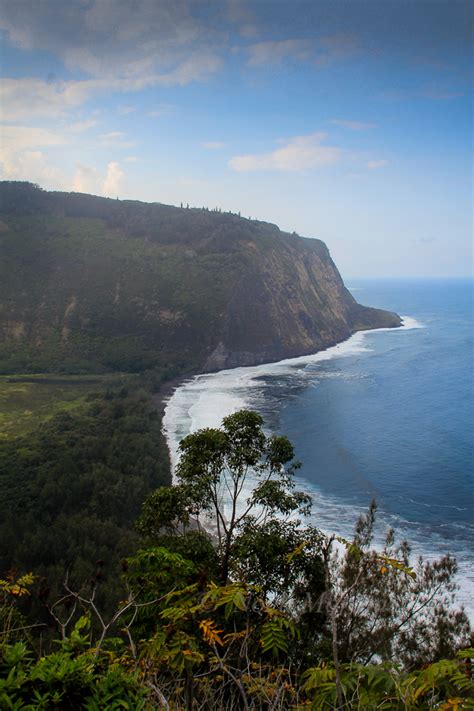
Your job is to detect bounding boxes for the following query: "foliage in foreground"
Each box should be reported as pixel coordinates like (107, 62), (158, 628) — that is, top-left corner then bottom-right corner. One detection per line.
(1, 570), (473, 710)
(1, 571), (472, 710)
(1, 410), (472, 709)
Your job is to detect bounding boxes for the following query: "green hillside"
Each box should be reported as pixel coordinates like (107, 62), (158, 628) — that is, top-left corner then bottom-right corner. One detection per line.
(0, 181), (400, 376)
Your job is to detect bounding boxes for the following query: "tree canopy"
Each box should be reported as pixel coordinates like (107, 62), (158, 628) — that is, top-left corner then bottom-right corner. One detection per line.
(138, 409), (316, 586)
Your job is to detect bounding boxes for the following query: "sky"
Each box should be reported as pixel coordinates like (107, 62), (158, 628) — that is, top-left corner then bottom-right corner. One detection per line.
(0, 0), (472, 278)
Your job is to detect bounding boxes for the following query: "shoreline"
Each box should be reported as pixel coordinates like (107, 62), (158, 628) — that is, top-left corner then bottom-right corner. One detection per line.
(157, 313), (473, 620)
(159, 318), (414, 473)
(154, 319), (406, 430)
(152, 374), (192, 417)
(152, 314), (404, 424)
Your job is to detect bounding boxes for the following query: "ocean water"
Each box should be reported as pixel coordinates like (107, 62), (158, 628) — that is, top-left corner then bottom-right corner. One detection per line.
(163, 279), (474, 615)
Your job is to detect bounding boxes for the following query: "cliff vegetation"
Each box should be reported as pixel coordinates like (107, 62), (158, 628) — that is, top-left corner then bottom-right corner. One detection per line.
(0, 181), (400, 375)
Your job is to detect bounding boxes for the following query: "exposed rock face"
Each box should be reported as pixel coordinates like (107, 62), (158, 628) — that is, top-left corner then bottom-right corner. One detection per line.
(202, 232), (400, 372)
(0, 182), (400, 374)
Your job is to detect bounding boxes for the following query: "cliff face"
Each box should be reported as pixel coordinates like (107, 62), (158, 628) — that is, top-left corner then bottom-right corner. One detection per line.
(0, 182), (400, 374)
(202, 232), (399, 371)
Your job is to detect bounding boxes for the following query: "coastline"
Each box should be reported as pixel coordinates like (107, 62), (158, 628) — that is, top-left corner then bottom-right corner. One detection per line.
(158, 310), (473, 620)
(155, 317), (406, 421)
(152, 374), (192, 417)
(160, 318), (412, 472)
(152, 314), (403, 418)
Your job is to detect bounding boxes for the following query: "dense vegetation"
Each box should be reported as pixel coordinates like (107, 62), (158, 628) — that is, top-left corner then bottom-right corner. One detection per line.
(0, 181), (400, 376)
(0, 384), (171, 613)
(1, 412), (472, 709)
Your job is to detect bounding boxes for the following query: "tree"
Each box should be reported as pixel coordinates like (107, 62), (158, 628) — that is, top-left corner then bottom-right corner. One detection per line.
(322, 501), (471, 670)
(138, 411), (470, 670)
(138, 410), (317, 587)
(134, 411), (474, 708)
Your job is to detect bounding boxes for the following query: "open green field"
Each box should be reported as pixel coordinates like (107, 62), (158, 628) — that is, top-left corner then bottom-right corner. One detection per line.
(0, 374), (128, 439)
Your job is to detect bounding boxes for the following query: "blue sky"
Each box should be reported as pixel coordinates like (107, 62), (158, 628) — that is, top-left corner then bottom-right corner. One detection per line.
(0, 0), (472, 277)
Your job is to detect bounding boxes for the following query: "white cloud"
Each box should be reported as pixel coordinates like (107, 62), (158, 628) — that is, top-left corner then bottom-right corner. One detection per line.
(73, 163), (101, 193)
(103, 161), (124, 196)
(98, 131), (135, 148)
(124, 156), (139, 163)
(332, 119), (377, 131)
(240, 24), (258, 38)
(0, 124), (67, 150)
(0, 77), (106, 121)
(246, 39), (313, 66)
(156, 52), (222, 85)
(0, 149), (64, 188)
(73, 161), (126, 195)
(367, 159), (389, 169)
(0, 63), (218, 122)
(0, 0), (219, 80)
(0, 77), (118, 121)
(147, 103), (175, 117)
(117, 105), (136, 115)
(314, 34), (360, 67)
(229, 133), (342, 172)
(226, 0), (256, 25)
(67, 119), (97, 132)
(244, 33), (360, 68)
(0, 124), (68, 188)
(99, 131), (126, 141)
(202, 141), (226, 150)
(1, 78), (66, 120)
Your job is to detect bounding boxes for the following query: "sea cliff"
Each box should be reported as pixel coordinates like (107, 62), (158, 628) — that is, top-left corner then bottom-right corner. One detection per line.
(0, 181), (400, 375)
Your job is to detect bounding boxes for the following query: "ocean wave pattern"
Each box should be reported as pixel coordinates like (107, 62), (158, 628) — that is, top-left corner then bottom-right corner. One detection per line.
(163, 316), (423, 467)
(163, 284), (473, 620)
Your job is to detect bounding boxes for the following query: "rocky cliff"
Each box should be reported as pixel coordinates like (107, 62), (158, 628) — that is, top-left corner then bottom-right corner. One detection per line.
(0, 182), (400, 374)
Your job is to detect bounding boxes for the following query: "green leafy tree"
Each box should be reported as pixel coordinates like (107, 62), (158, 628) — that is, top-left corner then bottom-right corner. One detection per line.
(303, 650), (474, 710)
(0, 387), (171, 623)
(138, 409), (317, 586)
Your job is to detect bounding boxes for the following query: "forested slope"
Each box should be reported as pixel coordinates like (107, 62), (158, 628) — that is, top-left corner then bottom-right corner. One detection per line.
(0, 384), (171, 609)
(0, 181), (400, 375)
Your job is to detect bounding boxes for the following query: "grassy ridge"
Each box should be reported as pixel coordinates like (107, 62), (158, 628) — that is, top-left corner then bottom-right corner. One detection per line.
(0, 196), (251, 374)
(0, 212), (244, 373)
(0, 374), (121, 438)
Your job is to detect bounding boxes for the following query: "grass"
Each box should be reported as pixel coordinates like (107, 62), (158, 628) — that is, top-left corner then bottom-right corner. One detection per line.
(0, 374), (126, 439)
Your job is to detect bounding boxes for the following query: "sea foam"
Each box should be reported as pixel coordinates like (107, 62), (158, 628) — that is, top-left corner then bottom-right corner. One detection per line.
(163, 318), (421, 467)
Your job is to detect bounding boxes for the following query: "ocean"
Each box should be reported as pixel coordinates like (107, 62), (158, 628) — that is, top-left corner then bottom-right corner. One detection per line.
(163, 279), (474, 616)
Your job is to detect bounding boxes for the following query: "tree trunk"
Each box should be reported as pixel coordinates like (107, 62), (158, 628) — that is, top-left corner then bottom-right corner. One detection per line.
(185, 667), (194, 711)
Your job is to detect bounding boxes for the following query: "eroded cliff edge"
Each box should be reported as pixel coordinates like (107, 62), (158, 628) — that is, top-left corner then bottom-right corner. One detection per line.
(0, 182), (401, 375)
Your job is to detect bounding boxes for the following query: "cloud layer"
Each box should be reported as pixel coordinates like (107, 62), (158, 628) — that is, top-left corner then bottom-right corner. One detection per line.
(0, 0), (217, 80)
(229, 133), (342, 172)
